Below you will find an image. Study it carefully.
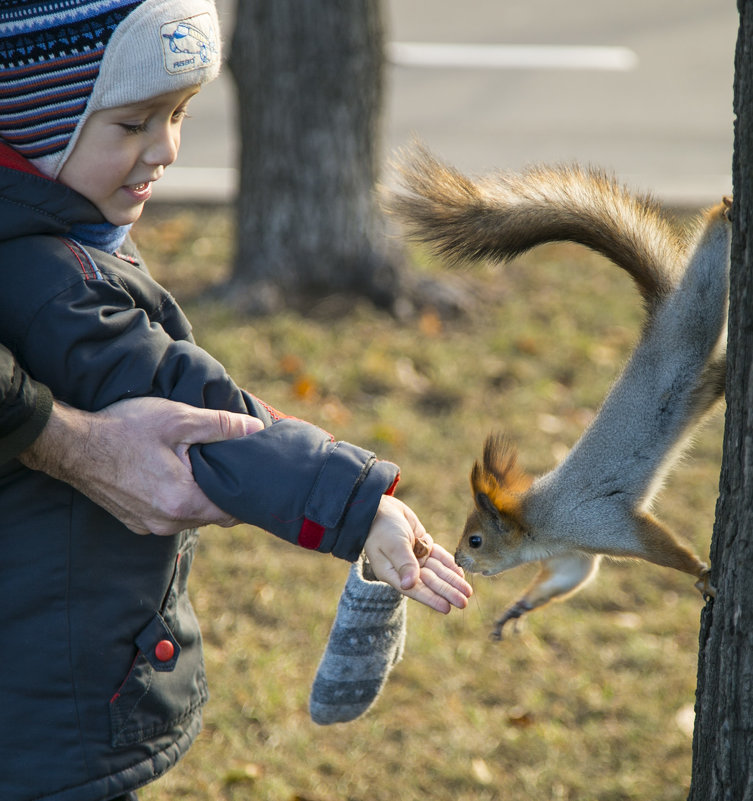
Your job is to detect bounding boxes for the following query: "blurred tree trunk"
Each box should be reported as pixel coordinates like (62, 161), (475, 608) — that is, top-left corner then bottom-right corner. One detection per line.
(227, 0), (404, 313)
(688, 1), (753, 798)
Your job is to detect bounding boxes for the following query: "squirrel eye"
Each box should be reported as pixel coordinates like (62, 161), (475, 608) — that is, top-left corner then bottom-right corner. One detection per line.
(469, 535), (483, 549)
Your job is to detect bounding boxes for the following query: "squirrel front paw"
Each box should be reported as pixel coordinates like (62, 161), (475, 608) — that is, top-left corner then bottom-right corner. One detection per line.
(695, 567), (716, 600)
(490, 599), (533, 641)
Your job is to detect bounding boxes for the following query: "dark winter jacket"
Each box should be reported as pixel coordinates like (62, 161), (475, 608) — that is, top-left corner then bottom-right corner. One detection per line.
(0, 143), (399, 801)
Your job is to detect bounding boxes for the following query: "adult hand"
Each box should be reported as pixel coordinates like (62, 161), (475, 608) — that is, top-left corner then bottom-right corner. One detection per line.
(363, 495), (472, 613)
(19, 396), (263, 534)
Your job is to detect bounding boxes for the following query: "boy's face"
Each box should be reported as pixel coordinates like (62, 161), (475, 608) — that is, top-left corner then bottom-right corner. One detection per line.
(58, 86), (200, 226)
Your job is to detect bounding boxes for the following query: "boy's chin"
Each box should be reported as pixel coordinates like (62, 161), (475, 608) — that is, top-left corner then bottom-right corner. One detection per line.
(103, 203), (146, 227)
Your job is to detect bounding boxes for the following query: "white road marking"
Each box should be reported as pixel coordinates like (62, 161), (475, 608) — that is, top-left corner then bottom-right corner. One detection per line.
(386, 42), (638, 72)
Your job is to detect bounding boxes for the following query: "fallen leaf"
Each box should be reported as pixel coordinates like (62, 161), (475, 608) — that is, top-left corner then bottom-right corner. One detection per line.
(279, 353), (304, 374)
(507, 708), (535, 728)
(293, 375), (318, 401)
(224, 763), (262, 785)
(419, 309), (443, 336)
(471, 757), (493, 785)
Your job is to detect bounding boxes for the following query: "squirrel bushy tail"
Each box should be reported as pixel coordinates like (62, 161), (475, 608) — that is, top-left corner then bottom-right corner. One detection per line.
(389, 144), (731, 636)
(389, 145), (688, 315)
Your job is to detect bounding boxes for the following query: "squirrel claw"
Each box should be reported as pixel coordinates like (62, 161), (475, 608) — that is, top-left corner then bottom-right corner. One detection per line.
(695, 568), (716, 600)
(489, 600), (532, 641)
(722, 195), (733, 221)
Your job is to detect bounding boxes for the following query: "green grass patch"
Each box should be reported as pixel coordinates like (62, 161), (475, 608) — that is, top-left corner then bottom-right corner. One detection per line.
(136, 205), (721, 801)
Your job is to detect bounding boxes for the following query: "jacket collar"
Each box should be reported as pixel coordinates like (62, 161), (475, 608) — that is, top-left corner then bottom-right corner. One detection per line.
(0, 140), (104, 243)
(0, 140), (52, 179)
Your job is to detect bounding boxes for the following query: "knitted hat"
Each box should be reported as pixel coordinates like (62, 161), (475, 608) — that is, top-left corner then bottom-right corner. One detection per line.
(0, 0), (221, 178)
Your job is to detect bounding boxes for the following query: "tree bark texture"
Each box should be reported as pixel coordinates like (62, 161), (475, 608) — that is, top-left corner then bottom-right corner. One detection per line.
(689, 2), (753, 798)
(228, 0), (400, 311)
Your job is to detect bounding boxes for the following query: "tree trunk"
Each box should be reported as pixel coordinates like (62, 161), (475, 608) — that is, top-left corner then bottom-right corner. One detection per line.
(688, 1), (753, 797)
(227, 0), (403, 313)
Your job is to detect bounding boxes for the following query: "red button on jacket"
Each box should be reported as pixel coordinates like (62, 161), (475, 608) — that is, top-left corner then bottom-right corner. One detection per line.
(155, 639), (175, 662)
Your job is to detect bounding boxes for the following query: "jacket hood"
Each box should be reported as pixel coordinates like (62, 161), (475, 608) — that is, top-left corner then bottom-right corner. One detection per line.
(0, 141), (103, 242)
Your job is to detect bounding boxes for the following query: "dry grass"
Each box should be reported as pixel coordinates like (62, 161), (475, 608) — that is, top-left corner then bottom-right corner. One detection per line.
(134, 205), (722, 801)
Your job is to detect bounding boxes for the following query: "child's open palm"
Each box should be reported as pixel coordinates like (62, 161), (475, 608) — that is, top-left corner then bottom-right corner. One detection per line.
(364, 495), (472, 613)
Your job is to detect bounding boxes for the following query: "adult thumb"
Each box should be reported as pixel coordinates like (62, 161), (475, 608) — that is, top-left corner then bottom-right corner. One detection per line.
(192, 407), (264, 443)
(218, 409), (265, 439)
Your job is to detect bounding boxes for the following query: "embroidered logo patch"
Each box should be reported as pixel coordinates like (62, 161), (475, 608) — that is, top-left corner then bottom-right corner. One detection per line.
(160, 12), (218, 74)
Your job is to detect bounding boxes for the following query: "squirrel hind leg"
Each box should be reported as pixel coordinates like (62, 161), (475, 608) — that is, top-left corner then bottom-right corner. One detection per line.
(695, 567), (716, 600)
(489, 552), (601, 640)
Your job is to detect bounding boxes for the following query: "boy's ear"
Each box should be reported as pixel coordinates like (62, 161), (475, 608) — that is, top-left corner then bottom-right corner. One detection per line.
(470, 434), (532, 527)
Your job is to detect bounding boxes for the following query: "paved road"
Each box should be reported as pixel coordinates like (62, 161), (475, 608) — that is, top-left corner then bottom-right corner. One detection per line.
(157, 0), (738, 206)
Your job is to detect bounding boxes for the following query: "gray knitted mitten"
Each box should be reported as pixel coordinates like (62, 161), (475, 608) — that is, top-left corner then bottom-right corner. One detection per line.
(309, 556), (407, 725)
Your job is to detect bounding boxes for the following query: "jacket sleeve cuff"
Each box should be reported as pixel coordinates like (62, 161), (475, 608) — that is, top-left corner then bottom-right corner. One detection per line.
(189, 418), (400, 561)
(0, 376), (53, 465)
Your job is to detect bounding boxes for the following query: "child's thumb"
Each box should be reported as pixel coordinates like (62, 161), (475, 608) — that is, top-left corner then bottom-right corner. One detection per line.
(397, 556), (420, 590)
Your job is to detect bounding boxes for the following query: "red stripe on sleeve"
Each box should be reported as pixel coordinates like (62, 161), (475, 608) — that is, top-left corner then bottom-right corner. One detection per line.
(297, 518), (325, 550)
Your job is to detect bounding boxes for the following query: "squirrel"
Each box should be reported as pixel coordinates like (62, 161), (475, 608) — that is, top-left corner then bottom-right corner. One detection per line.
(389, 146), (732, 638)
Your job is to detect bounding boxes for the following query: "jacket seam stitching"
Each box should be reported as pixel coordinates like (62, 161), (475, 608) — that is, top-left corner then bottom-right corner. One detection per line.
(0, 192), (72, 228)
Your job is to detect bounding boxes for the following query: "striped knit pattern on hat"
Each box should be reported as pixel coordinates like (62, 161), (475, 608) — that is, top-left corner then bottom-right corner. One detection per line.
(0, 1), (143, 162)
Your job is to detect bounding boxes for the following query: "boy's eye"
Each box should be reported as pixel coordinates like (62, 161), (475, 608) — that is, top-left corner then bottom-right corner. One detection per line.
(119, 121), (148, 134)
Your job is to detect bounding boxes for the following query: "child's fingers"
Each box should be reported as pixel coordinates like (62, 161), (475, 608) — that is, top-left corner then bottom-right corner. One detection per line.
(428, 542), (467, 577)
(424, 555), (473, 597)
(420, 565), (472, 608)
(373, 558), (470, 612)
(399, 583), (453, 614)
(398, 571), (469, 613)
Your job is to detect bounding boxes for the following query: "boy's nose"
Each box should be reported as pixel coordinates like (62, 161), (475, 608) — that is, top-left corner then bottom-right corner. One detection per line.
(143, 128), (179, 168)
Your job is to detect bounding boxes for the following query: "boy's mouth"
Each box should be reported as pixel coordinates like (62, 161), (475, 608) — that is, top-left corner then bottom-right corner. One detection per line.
(123, 180), (153, 202)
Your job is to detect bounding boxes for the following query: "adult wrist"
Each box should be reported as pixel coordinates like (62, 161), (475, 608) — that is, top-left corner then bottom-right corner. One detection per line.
(18, 400), (92, 480)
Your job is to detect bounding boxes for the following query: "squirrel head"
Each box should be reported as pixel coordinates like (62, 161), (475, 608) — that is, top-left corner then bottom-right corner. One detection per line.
(455, 434), (534, 575)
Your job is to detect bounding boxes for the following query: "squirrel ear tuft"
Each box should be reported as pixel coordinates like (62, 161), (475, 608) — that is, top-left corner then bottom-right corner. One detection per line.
(475, 491), (501, 519)
(470, 434), (532, 525)
(481, 434), (533, 494)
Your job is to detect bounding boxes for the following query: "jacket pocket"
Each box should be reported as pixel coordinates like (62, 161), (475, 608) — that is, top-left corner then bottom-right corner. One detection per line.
(109, 531), (208, 748)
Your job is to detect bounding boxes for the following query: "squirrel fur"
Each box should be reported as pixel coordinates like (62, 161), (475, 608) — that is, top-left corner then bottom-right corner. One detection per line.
(390, 146), (731, 638)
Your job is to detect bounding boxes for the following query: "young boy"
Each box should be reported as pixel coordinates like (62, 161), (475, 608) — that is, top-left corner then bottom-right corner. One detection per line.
(0, 2), (471, 800)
